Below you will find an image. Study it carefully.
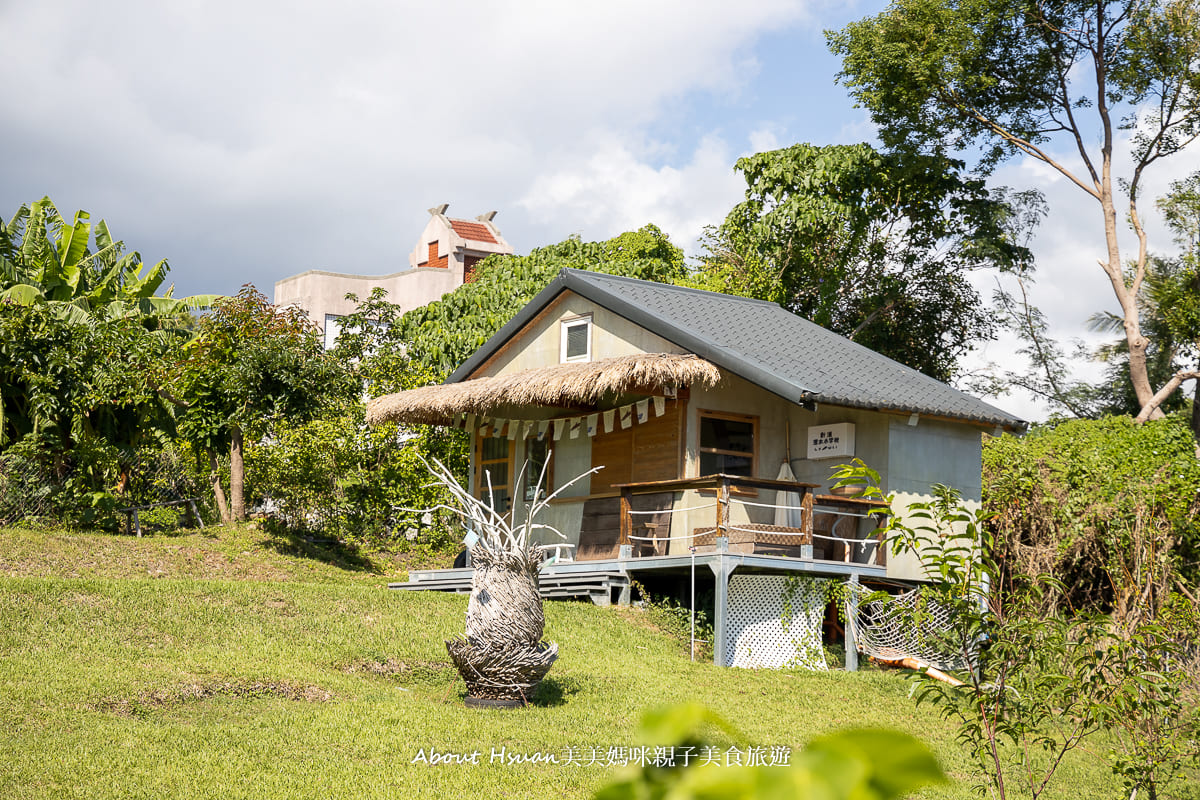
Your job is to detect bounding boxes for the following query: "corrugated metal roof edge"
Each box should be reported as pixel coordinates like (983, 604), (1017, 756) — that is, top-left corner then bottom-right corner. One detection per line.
(448, 269), (1027, 432)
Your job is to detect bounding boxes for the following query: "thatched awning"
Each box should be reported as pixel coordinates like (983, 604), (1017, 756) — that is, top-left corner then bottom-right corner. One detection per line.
(366, 353), (721, 427)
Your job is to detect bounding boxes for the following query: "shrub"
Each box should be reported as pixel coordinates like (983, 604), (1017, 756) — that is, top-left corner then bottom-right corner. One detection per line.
(983, 412), (1200, 621)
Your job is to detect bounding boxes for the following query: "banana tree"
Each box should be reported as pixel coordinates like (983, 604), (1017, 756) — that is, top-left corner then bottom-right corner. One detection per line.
(0, 197), (217, 326)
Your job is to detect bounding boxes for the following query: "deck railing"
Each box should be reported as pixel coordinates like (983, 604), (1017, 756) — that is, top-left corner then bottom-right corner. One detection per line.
(612, 473), (890, 567)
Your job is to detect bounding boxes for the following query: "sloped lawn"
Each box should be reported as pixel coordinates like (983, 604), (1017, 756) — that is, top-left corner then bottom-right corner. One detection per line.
(0, 527), (1123, 799)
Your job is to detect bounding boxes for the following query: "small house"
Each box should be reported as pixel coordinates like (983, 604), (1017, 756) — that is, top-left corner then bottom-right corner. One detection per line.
(368, 268), (1024, 668)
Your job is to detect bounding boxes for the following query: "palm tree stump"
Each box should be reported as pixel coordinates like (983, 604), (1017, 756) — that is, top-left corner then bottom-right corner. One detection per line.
(446, 545), (557, 707)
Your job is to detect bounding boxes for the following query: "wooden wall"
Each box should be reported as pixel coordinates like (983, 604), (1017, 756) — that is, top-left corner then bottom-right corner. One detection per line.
(589, 396), (685, 493)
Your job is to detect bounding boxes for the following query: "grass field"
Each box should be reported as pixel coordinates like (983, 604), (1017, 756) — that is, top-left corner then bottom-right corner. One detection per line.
(0, 525), (1151, 799)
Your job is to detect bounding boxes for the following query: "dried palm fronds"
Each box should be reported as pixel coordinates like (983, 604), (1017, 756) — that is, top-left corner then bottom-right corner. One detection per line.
(366, 353), (721, 426)
(412, 456), (600, 706)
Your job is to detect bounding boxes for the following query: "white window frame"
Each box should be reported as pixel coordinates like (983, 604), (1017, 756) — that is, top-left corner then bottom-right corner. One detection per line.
(560, 315), (592, 363)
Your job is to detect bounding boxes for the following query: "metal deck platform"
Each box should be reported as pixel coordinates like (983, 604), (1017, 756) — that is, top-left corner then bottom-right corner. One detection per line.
(392, 550), (887, 606)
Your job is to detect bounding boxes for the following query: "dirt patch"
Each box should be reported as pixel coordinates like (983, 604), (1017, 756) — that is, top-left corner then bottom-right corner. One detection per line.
(93, 679), (333, 716)
(342, 657), (458, 685)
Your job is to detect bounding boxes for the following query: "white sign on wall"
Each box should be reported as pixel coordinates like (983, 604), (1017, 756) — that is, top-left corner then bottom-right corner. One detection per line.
(806, 422), (856, 460)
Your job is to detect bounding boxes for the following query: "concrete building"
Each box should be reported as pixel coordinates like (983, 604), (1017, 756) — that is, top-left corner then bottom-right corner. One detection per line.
(273, 204), (513, 347)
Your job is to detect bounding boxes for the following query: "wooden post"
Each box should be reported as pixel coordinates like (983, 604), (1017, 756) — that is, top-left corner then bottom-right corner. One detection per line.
(715, 477), (728, 536)
(619, 486), (632, 551)
(801, 487), (814, 543)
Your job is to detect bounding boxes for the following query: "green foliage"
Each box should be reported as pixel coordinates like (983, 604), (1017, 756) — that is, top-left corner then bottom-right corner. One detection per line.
(394, 225), (687, 376)
(241, 288), (471, 549)
(0, 197), (215, 324)
(837, 459), (1200, 799)
(829, 0), (1200, 407)
(177, 285), (351, 452)
(695, 143), (1034, 381)
(0, 302), (190, 526)
(983, 413), (1200, 615)
(245, 405), (464, 552)
(175, 285), (353, 522)
(630, 580), (715, 662)
(593, 703), (944, 800)
(828, 1), (1200, 175)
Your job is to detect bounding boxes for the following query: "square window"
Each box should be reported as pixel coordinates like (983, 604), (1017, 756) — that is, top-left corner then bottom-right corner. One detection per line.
(698, 412), (757, 478)
(560, 317), (592, 362)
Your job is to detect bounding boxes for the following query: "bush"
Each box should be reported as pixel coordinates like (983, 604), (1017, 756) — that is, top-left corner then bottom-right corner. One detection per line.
(245, 404), (467, 552)
(983, 412), (1200, 621)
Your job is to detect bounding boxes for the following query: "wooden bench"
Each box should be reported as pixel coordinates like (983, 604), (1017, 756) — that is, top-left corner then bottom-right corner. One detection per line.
(118, 498), (204, 537)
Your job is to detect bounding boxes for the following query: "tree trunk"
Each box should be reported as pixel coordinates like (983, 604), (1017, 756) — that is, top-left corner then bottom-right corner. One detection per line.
(230, 427), (246, 522)
(1192, 376), (1200, 443)
(209, 450), (231, 524)
(1099, 153), (1159, 417)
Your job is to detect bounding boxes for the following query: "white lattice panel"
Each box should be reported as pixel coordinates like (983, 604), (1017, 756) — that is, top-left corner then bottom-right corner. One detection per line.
(726, 574), (827, 670)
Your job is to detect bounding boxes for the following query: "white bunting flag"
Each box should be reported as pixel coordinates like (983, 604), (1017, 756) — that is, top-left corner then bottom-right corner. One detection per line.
(479, 424), (490, 438)
(586, 414), (599, 437)
(507, 419), (520, 440)
(523, 420), (536, 439)
(603, 409), (616, 433)
(635, 399), (649, 424)
(493, 419), (506, 438)
(653, 396), (665, 417)
(569, 417), (582, 439)
(620, 406), (633, 429)
(537, 420), (550, 441)
(553, 419), (566, 441)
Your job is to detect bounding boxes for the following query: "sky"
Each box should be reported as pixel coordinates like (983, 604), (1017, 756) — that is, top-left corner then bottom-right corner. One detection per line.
(2, 0), (1196, 423)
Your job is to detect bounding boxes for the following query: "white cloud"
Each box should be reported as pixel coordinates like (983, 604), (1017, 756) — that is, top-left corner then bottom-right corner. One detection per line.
(518, 134), (746, 254)
(0, 0), (819, 293)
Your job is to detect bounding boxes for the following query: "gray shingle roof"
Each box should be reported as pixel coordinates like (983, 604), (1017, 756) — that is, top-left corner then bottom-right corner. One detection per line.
(450, 269), (1026, 431)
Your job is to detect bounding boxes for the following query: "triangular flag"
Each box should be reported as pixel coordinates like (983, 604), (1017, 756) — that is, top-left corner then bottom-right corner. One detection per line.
(635, 398), (649, 424)
(553, 419), (566, 441)
(653, 396), (665, 417)
(603, 409), (616, 433)
(620, 406), (633, 429)
(586, 413), (599, 437)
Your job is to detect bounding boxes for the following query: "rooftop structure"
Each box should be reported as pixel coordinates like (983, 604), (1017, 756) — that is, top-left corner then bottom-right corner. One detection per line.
(273, 204), (513, 346)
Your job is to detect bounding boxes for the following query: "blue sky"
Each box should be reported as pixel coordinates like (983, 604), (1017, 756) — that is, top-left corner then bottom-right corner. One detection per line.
(2, 0), (1194, 421)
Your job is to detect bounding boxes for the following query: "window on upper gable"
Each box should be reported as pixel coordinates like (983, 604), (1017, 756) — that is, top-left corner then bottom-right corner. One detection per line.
(560, 315), (592, 363)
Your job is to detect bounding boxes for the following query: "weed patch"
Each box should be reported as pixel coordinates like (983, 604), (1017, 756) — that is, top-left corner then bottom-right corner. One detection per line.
(92, 679), (333, 718)
(341, 656), (459, 687)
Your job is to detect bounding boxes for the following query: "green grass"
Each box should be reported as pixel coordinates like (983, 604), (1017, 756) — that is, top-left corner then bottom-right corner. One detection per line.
(0, 526), (1136, 799)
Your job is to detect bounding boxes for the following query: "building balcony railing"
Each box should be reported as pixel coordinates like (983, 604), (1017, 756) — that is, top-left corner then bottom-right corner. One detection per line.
(610, 473), (890, 568)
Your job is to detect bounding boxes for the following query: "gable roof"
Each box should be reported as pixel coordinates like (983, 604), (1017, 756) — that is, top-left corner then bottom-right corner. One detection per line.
(451, 268), (1026, 432)
(448, 218), (499, 245)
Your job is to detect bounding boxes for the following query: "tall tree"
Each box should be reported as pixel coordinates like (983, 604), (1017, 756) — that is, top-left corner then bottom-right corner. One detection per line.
(176, 286), (352, 522)
(829, 0), (1200, 414)
(695, 143), (1035, 382)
